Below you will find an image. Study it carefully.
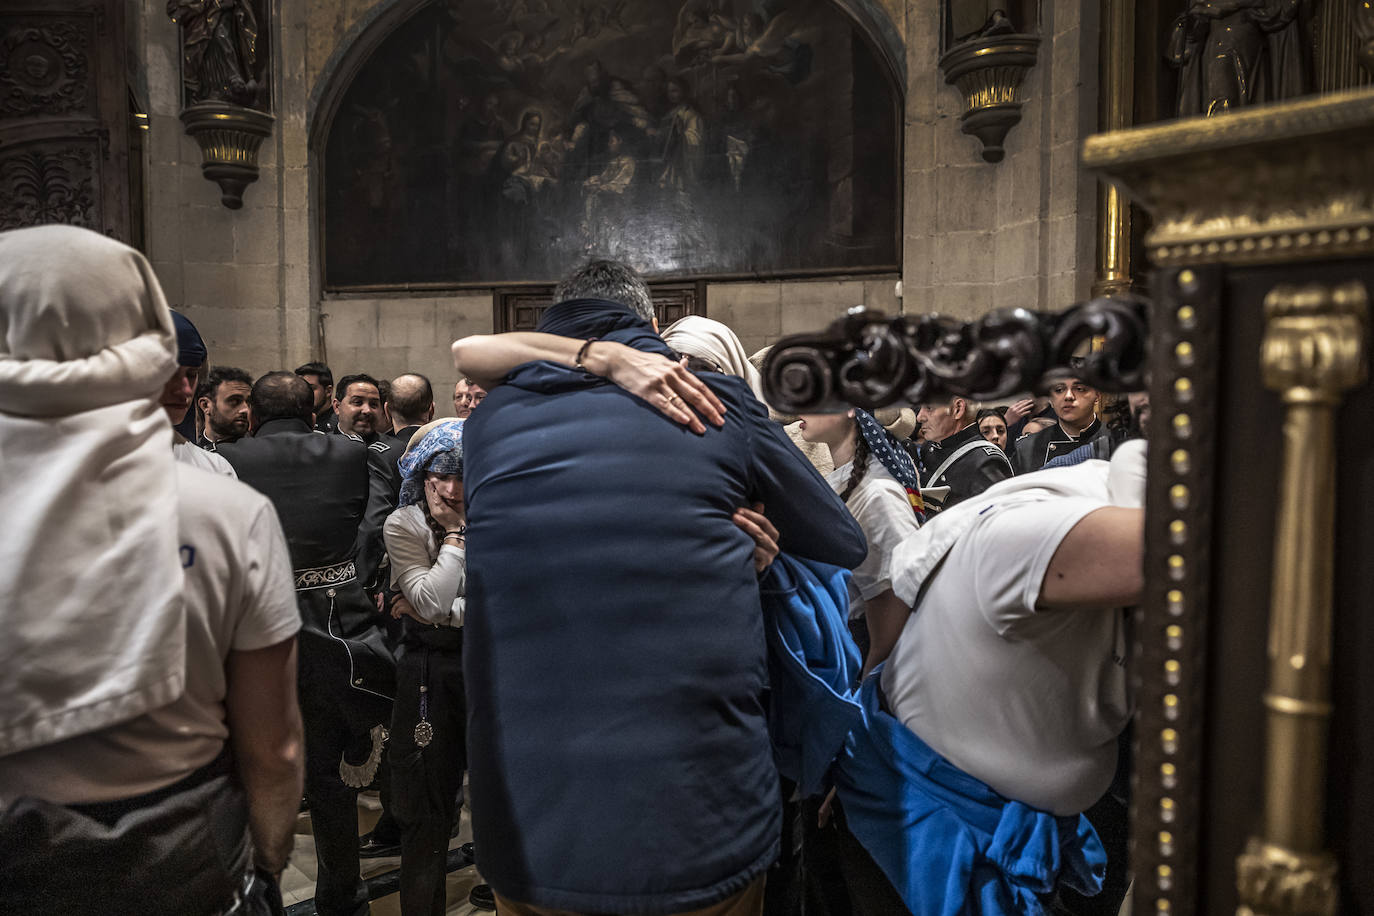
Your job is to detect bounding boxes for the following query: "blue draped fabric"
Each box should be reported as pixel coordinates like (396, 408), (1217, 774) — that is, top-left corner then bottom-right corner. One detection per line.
(759, 554), (863, 797)
(759, 554), (1108, 915)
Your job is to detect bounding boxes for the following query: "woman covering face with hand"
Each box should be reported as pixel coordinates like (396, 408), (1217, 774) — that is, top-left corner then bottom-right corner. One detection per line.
(381, 419), (476, 916)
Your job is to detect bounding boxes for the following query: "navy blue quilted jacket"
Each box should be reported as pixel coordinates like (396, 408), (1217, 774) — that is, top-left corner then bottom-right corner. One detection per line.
(461, 298), (865, 914)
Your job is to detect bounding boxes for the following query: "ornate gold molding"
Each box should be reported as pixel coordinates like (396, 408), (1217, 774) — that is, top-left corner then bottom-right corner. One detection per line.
(1081, 91), (1374, 267)
(1236, 281), (1368, 916)
(1093, 0), (1135, 297)
(180, 101), (275, 210)
(938, 35), (1040, 163)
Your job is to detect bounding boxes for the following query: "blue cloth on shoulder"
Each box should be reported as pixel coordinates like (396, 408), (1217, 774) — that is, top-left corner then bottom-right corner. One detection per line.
(833, 677), (1107, 915)
(759, 554), (1108, 915)
(759, 554), (864, 797)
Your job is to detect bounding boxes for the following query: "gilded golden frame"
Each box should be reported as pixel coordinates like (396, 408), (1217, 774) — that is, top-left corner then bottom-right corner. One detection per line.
(1085, 89), (1374, 916)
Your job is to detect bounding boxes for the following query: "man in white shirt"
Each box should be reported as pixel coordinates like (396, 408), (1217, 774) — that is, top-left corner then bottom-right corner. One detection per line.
(850, 442), (1145, 913)
(0, 225), (304, 914)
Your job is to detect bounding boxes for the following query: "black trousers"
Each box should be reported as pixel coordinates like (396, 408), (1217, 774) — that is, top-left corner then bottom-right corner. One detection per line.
(299, 677), (391, 916)
(390, 634), (467, 916)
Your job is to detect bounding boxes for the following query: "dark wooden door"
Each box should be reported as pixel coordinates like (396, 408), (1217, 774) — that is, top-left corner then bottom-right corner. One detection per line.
(0, 0), (130, 240)
(496, 282), (706, 332)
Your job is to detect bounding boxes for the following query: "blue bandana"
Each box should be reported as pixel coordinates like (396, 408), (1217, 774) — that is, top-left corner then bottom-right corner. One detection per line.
(398, 419), (464, 507)
(170, 310), (206, 367)
(854, 409), (925, 520)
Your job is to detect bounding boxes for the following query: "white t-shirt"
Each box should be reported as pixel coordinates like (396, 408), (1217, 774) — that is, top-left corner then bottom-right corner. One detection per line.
(173, 438), (236, 477)
(384, 504), (466, 628)
(880, 495), (1131, 815)
(0, 465), (300, 805)
(825, 459), (922, 619)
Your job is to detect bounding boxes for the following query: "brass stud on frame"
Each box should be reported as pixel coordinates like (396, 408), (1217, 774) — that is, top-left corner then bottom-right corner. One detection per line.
(1169, 484), (1189, 510)
(1166, 588), (1184, 615)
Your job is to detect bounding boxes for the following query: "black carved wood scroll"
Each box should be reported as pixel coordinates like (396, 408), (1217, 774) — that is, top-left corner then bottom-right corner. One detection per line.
(760, 295), (1150, 413)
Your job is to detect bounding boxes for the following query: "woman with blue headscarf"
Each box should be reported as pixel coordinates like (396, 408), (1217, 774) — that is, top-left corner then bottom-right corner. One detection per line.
(382, 418), (470, 915)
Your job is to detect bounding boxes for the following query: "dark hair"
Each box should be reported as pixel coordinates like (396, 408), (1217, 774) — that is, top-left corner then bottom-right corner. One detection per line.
(196, 365), (252, 403)
(334, 373), (381, 402)
(976, 407), (1007, 424)
(251, 371), (313, 424)
(389, 373), (434, 424)
(838, 429), (871, 504)
(295, 361), (333, 391)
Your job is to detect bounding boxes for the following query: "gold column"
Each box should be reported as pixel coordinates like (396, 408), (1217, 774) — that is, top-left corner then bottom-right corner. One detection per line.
(1236, 282), (1368, 916)
(1092, 0), (1134, 297)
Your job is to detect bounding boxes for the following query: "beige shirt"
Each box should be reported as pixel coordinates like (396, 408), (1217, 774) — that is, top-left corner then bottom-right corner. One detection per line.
(0, 465), (300, 805)
(825, 459), (922, 618)
(384, 504), (466, 627)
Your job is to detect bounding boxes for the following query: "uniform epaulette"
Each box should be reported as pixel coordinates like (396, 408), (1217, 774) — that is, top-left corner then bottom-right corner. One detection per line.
(368, 440), (391, 453)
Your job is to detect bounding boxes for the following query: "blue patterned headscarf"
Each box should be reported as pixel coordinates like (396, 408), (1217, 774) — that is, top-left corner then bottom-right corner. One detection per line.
(853, 409), (925, 520)
(398, 419), (464, 507)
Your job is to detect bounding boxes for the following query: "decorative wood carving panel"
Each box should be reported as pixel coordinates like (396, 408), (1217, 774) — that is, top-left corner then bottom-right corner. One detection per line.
(0, 14), (95, 120)
(0, 139), (99, 231)
(0, 1), (128, 241)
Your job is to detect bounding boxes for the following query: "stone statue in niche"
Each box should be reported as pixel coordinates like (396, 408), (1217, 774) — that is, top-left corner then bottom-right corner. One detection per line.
(1166, 0), (1309, 117)
(167, 0), (264, 108)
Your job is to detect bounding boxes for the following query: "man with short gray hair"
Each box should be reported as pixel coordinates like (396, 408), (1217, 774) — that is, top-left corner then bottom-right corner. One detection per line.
(459, 258), (865, 916)
(552, 258), (656, 325)
(916, 394), (1011, 513)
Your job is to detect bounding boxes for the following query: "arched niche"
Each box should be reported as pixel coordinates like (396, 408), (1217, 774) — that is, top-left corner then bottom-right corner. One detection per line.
(312, 0), (904, 291)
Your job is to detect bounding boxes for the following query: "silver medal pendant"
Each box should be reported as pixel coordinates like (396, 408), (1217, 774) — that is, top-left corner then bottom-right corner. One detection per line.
(414, 719), (434, 748)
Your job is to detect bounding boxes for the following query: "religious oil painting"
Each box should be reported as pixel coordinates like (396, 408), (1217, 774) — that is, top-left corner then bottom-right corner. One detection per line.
(322, 0), (900, 289)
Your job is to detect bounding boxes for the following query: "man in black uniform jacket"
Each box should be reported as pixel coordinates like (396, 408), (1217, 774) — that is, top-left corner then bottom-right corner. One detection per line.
(219, 372), (397, 916)
(917, 394), (1013, 513)
(1012, 372), (1112, 474)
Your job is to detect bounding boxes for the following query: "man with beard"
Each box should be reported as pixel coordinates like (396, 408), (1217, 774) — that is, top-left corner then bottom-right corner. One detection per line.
(334, 374), (401, 590)
(164, 312), (236, 477)
(296, 361), (337, 433)
(197, 365), (252, 449)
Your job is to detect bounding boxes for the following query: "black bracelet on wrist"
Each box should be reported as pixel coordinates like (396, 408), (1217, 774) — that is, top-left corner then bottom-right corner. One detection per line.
(574, 337), (599, 371)
(444, 526), (466, 539)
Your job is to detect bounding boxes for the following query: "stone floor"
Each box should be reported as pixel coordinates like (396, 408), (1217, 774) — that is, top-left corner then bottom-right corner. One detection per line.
(281, 791), (489, 916)
(278, 793), (1136, 916)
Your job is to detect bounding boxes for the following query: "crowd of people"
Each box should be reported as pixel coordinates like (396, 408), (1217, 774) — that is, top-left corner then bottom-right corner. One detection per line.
(0, 228), (1146, 916)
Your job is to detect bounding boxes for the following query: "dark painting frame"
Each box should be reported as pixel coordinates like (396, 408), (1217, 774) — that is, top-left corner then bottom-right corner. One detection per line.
(319, 0), (902, 292)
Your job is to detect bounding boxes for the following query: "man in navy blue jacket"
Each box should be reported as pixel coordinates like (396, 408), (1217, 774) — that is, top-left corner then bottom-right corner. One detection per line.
(460, 260), (866, 916)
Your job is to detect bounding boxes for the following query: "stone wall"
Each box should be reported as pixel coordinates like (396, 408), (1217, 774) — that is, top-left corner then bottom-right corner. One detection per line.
(131, 0), (1100, 404)
(901, 0), (1101, 320)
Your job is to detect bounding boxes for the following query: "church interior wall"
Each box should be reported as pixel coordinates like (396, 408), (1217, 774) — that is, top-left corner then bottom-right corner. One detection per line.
(129, 0), (1101, 395)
